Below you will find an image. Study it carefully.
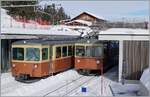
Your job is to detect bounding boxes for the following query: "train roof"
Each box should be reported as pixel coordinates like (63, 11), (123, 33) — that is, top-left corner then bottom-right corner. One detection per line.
(75, 39), (103, 44)
(12, 38), (103, 45)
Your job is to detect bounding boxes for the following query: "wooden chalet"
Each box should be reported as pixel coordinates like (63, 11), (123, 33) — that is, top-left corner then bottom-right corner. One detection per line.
(60, 12), (107, 26)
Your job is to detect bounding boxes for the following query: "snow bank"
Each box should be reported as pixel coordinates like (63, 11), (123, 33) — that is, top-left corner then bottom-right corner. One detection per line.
(1, 8), (80, 36)
(1, 72), (14, 86)
(1, 70), (81, 96)
(140, 68), (150, 91)
(1, 25), (80, 36)
(1, 8), (22, 28)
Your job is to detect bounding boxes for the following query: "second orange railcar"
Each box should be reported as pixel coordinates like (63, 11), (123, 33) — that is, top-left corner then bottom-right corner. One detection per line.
(74, 40), (104, 75)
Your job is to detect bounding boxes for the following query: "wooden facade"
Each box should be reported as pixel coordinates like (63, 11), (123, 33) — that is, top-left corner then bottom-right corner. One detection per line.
(65, 21), (88, 26)
(61, 12), (106, 26)
(71, 12), (105, 22)
(123, 41), (149, 80)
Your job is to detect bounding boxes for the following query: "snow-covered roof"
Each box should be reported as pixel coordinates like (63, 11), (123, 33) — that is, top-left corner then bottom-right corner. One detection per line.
(98, 28), (149, 41)
(84, 11), (105, 20)
(99, 28), (149, 35)
(1, 8), (80, 36)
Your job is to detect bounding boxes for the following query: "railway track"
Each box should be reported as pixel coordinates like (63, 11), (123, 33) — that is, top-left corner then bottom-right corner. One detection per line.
(41, 75), (84, 96)
(29, 74), (84, 96)
(61, 76), (97, 97)
(43, 76), (97, 96)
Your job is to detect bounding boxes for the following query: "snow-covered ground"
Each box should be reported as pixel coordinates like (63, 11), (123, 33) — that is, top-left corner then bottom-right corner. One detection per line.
(1, 8), (92, 36)
(1, 67), (118, 96)
(1, 67), (149, 96)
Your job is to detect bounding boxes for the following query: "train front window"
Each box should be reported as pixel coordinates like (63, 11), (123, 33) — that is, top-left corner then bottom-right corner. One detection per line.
(13, 48), (24, 60)
(26, 48), (40, 61)
(76, 46), (85, 56)
(94, 46), (103, 57)
(86, 46), (103, 57)
(56, 47), (61, 58)
(68, 46), (73, 56)
(62, 46), (67, 57)
(42, 48), (48, 60)
(86, 46), (94, 57)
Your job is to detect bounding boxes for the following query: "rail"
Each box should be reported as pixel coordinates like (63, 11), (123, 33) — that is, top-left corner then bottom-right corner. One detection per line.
(43, 76), (96, 96)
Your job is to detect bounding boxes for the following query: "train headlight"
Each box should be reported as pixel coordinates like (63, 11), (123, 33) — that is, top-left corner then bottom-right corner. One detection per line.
(34, 64), (38, 69)
(12, 64), (16, 67)
(77, 60), (80, 63)
(96, 60), (100, 64)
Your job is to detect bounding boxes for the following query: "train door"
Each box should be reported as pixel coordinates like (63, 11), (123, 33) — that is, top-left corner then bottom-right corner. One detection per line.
(41, 45), (50, 76)
(68, 45), (74, 68)
(52, 45), (66, 73)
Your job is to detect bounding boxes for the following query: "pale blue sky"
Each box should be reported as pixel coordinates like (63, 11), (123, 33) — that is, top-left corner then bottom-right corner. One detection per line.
(39, 0), (149, 21)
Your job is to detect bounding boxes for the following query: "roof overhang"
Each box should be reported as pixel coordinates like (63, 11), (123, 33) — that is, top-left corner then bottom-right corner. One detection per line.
(98, 28), (150, 41)
(98, 34), (149, 41)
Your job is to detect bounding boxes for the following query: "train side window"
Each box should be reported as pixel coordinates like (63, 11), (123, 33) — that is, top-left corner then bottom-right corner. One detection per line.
(76, 46), (85, 56)
(26, 48), (40, 61)
(56, 47), (61, 58)
(94, 46), (103, 57)
(13, 48), (24, 60)
(68, 46), (73, 56)
(42, 48), (48, 60)
(62, 46), (67, 57)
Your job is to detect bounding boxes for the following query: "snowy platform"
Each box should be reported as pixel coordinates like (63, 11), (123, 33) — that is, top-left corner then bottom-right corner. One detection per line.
(109, 68), (150, 96)
(110, 83), (140, 96)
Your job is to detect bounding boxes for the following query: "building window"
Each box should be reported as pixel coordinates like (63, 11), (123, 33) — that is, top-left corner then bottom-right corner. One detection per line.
(62, 46), (67, 57)
(13, 48), (24, 60)
(56, 47), (61, 58)
(42, 48), (48, 60)
(26, 48), (40, 61)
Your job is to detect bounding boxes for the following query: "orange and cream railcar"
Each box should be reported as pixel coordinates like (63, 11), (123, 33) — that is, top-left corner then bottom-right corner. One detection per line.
(74, 40), (104, 75)
(11, 40), (74, 80)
